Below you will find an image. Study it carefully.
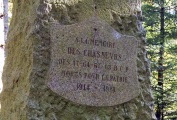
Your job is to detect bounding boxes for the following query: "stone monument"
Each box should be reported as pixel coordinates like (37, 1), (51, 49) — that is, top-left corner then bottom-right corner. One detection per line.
(0, 0), (156, 119)
(48, 17), (140, 106)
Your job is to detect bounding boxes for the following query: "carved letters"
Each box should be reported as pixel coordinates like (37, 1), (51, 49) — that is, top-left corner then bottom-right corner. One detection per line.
(48, 18), (140, 106)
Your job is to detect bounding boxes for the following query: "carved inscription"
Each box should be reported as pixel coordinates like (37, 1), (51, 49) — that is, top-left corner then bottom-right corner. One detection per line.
(48, 18), (140, 106)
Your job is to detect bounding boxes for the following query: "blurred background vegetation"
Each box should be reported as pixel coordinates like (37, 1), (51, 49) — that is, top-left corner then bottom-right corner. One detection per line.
(142, 0), (177, 120)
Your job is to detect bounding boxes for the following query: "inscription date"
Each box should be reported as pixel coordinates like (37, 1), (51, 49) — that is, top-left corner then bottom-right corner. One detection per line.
(76, 83), (116, 92)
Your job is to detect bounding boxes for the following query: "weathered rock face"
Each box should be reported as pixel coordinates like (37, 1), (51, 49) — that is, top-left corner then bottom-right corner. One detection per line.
(0, 0), (156, 120)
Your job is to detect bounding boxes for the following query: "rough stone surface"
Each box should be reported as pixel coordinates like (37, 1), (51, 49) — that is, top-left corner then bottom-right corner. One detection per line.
(48, 17), (140, 106)
(0, 0), (156, 120)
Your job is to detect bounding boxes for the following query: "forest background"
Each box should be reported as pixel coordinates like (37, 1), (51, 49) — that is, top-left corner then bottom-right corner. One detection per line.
(0, 0), (177, 120)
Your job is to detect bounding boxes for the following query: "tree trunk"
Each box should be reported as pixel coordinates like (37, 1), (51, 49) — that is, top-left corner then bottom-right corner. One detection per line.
(3, 0), (8, 41)
(0, 0), (5, 93)
(156, 1), (165, 120)
(0, 0), (156, 119)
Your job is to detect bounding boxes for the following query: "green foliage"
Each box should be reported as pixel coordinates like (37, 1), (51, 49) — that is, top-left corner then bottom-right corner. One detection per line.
(142, 0), (177, 119)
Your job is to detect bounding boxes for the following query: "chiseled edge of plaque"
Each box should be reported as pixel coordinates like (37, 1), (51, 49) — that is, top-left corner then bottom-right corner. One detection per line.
(47, 17), (140, 106)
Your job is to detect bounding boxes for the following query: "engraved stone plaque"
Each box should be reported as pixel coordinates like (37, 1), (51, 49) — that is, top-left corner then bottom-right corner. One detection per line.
(48, 17), (140, 106)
